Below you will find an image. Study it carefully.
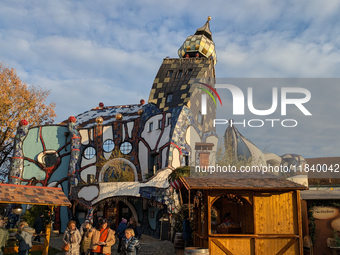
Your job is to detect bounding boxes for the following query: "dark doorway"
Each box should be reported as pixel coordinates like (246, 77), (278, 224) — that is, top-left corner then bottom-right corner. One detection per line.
(119, 201), (132, 222)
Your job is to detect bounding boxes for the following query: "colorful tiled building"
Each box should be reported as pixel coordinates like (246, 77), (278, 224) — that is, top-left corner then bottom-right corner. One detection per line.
(9, 18), (219, 237)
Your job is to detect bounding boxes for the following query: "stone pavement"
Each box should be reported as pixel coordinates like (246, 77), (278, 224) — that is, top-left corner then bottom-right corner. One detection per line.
(46, 234), (176, 255)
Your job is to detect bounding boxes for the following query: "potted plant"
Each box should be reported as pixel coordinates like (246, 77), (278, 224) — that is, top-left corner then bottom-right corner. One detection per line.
(168, 166), (190, 184)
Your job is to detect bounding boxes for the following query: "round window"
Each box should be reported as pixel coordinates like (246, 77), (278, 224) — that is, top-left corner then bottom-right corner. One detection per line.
(84, 147), (96, 159)
(37, 150), (59, 168)
(42, 153), (58, 167)
(103, 139), (115, 153)
(120, 142), (132, 155)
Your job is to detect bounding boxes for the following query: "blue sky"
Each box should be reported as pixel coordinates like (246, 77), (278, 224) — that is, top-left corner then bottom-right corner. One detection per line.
(1, 0), (340, 158)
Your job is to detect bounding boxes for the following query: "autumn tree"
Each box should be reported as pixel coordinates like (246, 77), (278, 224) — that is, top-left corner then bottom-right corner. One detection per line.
(0, 63), (56, 181)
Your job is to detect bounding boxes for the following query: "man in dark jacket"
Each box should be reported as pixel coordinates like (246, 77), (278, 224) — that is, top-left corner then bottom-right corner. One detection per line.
(182, 215), (192, 247)
(33, 213), (44, 242)
(117, 218), (127, 253)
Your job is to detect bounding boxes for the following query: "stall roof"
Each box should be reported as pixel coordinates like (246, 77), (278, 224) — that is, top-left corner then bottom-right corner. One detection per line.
(301, 190), (340, 200)
(0, 184), (71, 206)
(306, 157), (340, 179)
(181, 176), (308, 190)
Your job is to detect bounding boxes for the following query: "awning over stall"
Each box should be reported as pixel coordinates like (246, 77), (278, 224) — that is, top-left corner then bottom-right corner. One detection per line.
(0, 183), (71, 206)
(181, 176), (308, 190)
(301, 189), (340, 200)
(0, 183), (71, 255)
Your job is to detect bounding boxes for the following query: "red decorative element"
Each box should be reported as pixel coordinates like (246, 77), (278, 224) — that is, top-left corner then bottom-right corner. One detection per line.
(39, 127), (46, 151)
(170, 142), (183, 155)
(20, 119), (28, 126)
(196, 53), (199, 58)
(99, 102), (104, 107)
(185, 54), (189, 58)
(170, 180), (182, 190)
(140, 99), (145, 105)
(69, 116), (76, 123)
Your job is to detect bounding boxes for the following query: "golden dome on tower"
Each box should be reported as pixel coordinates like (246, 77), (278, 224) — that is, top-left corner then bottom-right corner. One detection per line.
(178, 17), (217, 64)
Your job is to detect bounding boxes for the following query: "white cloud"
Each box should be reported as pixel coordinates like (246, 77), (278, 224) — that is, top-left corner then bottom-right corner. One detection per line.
(0, 0), (340, 158)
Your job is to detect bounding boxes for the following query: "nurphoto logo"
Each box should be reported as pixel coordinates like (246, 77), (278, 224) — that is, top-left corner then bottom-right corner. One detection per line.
(198, 81), (312, 128)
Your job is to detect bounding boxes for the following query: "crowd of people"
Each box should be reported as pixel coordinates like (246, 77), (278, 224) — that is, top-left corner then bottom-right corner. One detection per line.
(0, 213), (142, 255)
(0, 215), (35, 255)
(63, 217), (141, 255)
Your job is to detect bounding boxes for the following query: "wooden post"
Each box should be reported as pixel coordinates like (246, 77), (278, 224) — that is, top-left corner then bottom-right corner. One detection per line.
(179, 189), (183, 206)
(207, 191), (211, 254)
(208, 191), (211, 236)
(198, 200), (202, 236)
(194, 203), (198, 246)
(43, 206), (54, 255)
(203, 191), (208, 242)
(253, 192), (257, 255)
(188, 189), (191, 219)
(296, 190), (303, 255)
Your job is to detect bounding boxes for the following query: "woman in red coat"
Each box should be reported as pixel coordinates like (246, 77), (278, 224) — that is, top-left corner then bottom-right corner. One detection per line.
(88, 218), (115, 255)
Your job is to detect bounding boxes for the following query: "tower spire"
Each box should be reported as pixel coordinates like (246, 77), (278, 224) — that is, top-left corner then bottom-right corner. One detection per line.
(195, 16), (212, 40)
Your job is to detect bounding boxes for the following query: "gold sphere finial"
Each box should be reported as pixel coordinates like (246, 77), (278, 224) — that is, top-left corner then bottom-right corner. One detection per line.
(96, 116), (103, 125)
(115, 113), (123, 121)
(207, 16), (211, 21)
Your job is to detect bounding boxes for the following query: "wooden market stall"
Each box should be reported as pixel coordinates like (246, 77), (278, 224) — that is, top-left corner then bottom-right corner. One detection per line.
(180, 176), (308, 255)
(0, 183), (71, 255)
(300, 189), (340, 255)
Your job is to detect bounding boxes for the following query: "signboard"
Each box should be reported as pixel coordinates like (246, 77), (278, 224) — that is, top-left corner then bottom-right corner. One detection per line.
(313, 206), (339, 220)
(331, 218), (340, 231)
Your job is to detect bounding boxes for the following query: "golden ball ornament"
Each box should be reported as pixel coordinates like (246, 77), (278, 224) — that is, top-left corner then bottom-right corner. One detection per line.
(96, 116), (103, 124)
(115, 113), (123, 120)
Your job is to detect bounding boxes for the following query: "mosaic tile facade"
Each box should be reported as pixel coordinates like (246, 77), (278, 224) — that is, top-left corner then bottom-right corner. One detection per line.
(9, 124), (28, 185)
(68, 121), (81, 189)
(9, 19), (219, 236)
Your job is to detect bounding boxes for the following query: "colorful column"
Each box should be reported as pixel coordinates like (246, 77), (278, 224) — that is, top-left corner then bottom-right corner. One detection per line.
(68, 116), (81, 195)
(9, 120), (29, 184)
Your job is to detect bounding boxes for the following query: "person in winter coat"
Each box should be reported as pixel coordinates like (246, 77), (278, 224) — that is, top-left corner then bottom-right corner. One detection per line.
(79, 220), (92, 255)
(88, 218), (115, 255)
(63, 220), (82, 255)
(117, 218), (128, 253)
(33, 213), (44, 242)
(127, 218), (141, 239)
(15, 221), (35, 255)
(0, 216), (9, 255)
(182, 215), (192, 247)
(121, 228), (141, 255)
